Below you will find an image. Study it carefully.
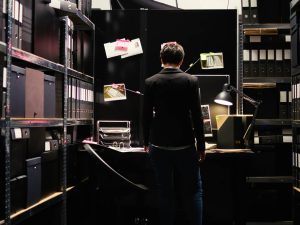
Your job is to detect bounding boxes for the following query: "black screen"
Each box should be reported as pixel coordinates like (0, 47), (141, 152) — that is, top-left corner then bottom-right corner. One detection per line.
(194, 74), (230, 131)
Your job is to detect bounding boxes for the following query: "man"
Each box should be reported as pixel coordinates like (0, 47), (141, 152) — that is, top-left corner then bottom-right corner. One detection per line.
(143, 42), (206, 225)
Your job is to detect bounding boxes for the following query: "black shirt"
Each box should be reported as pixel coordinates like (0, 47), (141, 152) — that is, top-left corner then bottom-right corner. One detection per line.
(143, 68), (205, 152)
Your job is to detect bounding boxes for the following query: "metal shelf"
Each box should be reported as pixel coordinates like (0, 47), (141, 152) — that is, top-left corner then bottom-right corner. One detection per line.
(255, 119), (292, 126)
(0, 42), (94, 82)
(246, 176), (293, 183)
(9, 118), (64, 128)
(243, 77), (291, 84)
(0, 192), (64, 225)
(67, 67), (93, 83)
(53, 4), (94, 31)
(67, 119), (93, 126)
(243, 23), (291, 30)
(12, 47), (65, 73)
(68, 9), (94, 31)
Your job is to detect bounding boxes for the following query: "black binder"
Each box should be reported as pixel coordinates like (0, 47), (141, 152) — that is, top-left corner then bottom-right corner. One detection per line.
(283, 49), (291, 77)
(242, 0), (251, 23)
(20, 0), (32, 52)
(26, 157), (41, 207)
(0, 0), (6, 42)
(291, 12), (299, 68)
(275, 49), (283, 77)
(243, 49), (251, 77)
(279, 91), (288, 119)
(10, 128), (29, 178)
(16, 0), (22, 49)
(250, 49), (259, 77)
(259, 49), (267, 77)
(267, 49), (275, 77)
(28, 127), (45, 158)
(12, 0), (19, 48)
(250, 0), (258, 23)
(88, 82), (93, 119)
(72, 78), (77, 118)
(41, 150), (59, 197)
(288, 90), (292, 119)
(10, 175), (26, 213)
(11, 65), (25, 117)
(44, 74), (56, 118)
(67, 76), (71, 118)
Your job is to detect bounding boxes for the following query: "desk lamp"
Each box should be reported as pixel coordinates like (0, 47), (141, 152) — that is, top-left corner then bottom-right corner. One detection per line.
(214, 83), (262, 148)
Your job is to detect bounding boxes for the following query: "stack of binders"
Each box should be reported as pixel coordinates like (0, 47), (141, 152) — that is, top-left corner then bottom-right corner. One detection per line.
(67, 77), (94, 119)
(243, 34), (291, 78)
(294, 134), (300, 188)
(242, 0), (258, 24)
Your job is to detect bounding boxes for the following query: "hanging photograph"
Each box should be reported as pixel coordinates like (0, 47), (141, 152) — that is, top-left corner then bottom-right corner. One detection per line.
(103, 83), (127, 101)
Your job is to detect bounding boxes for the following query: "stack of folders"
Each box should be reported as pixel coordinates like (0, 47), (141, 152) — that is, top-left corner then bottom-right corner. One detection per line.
(243, 34), (291, 77)
(293, 134), (300, 188)
(292, 75), (300, 120)
(67, 77), (94, 119)
(254, 127), (292, 146)
(242, 0), (258, 24)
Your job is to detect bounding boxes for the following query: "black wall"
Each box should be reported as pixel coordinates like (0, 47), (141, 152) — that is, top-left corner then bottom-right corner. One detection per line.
(92, 9), (237, 146)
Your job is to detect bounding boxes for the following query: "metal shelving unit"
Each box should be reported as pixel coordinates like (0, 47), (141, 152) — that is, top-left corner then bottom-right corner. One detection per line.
(241, 6), (293, 223)
(0, 1), (95, 225)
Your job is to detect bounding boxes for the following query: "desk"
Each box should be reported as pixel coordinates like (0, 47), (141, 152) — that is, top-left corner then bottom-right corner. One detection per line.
(86, 145), (253, 225)
(202, 149), (253, 225)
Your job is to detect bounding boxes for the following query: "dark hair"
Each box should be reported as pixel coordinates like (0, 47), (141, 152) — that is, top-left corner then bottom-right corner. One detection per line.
(160, 42), (185, 65)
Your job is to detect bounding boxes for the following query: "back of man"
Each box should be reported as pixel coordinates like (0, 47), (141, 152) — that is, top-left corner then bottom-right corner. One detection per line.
(143, 42), (205, 225)
(144, 68), (201, 148)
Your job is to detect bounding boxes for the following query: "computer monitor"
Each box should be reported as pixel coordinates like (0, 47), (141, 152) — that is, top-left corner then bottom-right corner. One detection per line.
(194, 74), (230, 135)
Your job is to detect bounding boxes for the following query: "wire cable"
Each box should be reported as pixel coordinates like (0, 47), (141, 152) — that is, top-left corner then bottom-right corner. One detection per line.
(83, 143), (149, 191)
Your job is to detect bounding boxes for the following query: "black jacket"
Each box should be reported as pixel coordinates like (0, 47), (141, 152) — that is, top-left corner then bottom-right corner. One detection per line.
(143, 68), (205, 152)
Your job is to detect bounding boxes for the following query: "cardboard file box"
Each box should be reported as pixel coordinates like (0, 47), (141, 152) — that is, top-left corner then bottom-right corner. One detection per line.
(10, 175), (27, 213)
(216, 115), (253, 149)
(25, 67), (44, 118)
(44, 74), (56, 118)
(26, 157), (41, 207)
(41, 150), (59, 197)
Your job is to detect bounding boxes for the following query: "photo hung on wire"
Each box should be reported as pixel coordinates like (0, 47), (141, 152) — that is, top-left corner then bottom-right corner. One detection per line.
(103, 83), (127, 102)
(201, 104), (213, 137)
